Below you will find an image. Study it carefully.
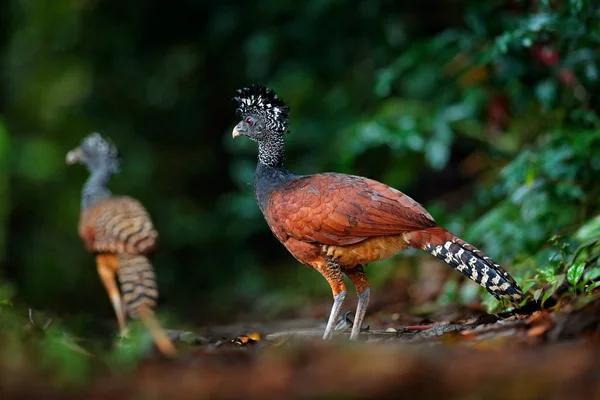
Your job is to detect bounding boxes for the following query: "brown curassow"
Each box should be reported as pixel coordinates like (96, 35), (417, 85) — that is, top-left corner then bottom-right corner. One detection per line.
(67, 133), (176, 357)
(232, 85), (524, 340)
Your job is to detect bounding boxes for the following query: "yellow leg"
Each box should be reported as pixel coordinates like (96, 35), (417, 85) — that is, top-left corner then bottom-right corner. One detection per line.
(96, 254), (128, 337)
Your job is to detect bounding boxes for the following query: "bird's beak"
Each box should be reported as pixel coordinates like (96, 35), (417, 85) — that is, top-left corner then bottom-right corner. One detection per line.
(66, 148), (82, 165)
(232, 122), (246, 139)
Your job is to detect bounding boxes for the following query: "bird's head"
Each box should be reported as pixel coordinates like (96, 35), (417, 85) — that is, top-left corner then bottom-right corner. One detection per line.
(232, 84), (290, 143)
(66, 132), (121, 174)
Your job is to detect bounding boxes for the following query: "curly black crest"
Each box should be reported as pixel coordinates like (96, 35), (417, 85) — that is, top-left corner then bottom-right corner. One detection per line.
(234, 84), (290, 133)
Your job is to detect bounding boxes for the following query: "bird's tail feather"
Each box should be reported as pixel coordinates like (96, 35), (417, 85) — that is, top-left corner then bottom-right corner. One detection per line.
(412, 227), (524, 303)
(117, 254), (176, 357)
(117, 254), (158, 316)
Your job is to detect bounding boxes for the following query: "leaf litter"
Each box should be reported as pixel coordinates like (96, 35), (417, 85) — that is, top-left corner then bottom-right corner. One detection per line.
(3, 292), (600, 399)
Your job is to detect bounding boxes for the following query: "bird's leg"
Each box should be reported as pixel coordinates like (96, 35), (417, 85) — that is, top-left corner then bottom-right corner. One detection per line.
(345, 265), (371, 340)
(96, 254), (128, 338)
(316, 258), (347, 340)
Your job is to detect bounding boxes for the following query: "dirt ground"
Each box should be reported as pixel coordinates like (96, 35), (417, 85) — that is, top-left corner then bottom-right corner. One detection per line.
(3, 291), (600, 400)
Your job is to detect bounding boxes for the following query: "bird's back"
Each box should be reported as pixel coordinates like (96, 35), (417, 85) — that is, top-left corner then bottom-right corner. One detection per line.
(80, 195), (161, 316)
(79, 196), (158, 255)
(261, 171), (437, 247)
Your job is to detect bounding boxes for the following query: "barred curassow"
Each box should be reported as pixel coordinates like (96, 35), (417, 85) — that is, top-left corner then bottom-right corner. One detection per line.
(232, 84), (524, 340)
(66, 133), (176, 357)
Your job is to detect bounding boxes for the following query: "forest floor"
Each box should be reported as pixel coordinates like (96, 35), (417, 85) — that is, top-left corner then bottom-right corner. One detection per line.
(3, 287), (600, 400)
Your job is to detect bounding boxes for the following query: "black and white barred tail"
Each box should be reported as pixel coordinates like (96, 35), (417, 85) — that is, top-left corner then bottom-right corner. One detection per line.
(117, 254), (159, 318)
(423, 235), (524, 303)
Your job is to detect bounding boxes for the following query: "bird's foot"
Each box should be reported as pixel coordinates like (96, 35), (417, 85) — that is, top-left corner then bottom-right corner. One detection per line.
(334, 311), (369, 333)
(116, 329), (130, 339)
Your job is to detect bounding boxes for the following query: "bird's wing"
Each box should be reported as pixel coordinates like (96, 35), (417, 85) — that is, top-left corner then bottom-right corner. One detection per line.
(79, 196), (158, 254)
(266, 173), (436, 246)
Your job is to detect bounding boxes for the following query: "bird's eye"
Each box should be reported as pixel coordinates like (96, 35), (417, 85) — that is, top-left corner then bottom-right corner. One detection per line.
(245, 117), (254, 126)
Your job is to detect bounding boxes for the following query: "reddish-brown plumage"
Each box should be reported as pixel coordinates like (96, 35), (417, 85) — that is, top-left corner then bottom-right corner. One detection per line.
(261, 171), (523, 340)
(264, 173), (437, 268)
(233, 83), (523, 341)
(264, 172), (521, 294)
(267, 173), (436, 247)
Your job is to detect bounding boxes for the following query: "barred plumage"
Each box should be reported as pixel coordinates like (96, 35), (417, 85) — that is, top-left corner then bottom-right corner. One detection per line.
(423, 238), (524, 302)
(117, 254), (159, 317)
(80, 196), (161, 319)
(80, 196), (157, 255)
(68, 133), (175, 357)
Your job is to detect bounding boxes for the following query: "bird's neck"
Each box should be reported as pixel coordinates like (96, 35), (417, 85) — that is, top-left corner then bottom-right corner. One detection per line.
(254, 160), (296, 215)
(82, 167), (112, 209)
(257, 135), (285, 167)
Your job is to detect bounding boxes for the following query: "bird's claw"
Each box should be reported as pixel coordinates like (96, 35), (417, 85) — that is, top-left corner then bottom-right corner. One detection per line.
(28, 308), (53, 332)
(116, 330), (130, 340)
(334, 311), (353, 331)
(334, 311), (369, 332)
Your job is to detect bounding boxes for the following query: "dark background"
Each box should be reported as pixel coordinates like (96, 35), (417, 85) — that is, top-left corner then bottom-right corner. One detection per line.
(0, 0), (598, 332)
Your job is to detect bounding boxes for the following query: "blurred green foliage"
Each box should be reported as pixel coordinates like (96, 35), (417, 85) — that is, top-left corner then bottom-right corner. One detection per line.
(0, 0), (599, 338)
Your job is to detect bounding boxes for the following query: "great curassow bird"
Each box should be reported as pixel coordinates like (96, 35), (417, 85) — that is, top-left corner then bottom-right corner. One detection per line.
(66, 133), (176, 357)
(232, 84), (524, 340)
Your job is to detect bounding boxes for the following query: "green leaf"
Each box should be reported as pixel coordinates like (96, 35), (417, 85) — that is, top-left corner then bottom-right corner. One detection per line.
(541, 288), (554, 306)
(583, 268), (600, 283)
(555, 274), (566, 290)
(567, 262), (586, 286)
(575, 215), (600, 241)
(586, 281), (600, 294)
(521, 281), (537, 293)
(481, 293), (500, 313)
